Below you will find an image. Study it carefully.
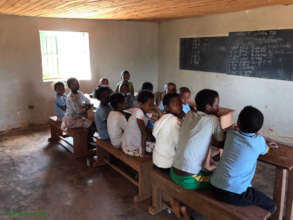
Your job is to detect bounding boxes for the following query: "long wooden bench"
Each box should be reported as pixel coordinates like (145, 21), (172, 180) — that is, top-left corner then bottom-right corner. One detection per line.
(48, 116), (89, 159)
(148, 168), (271, 220)
(95, 139), (152, 202)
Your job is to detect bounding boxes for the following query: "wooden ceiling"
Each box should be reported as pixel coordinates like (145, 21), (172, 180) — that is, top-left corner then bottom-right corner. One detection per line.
(0, 0), (293, 21)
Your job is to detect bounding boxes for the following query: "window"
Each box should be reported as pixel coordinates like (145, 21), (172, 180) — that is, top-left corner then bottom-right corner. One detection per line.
(39, 30), (91, 81)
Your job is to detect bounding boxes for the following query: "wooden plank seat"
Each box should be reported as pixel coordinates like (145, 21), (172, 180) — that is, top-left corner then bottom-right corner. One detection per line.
(95, 138), (152, 202)
(48, 116), (88, 159)
(149, 168), (272, 220)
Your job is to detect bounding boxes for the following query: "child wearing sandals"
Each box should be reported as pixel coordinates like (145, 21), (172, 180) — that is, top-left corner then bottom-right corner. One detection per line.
(121, 90), (154, 157)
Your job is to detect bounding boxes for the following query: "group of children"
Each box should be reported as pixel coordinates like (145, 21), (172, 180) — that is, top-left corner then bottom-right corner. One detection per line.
(53, 70), (278, 220)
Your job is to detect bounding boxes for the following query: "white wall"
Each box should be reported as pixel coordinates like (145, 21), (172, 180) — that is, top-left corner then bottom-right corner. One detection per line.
(158, 5), (293, 144)
(0, 15), (159, 131)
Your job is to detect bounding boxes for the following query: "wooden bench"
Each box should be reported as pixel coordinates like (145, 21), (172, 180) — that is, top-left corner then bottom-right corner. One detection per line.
(48, 116), (89, 159)
(95, 139), (152, 202)
(148, 168), (271, 220)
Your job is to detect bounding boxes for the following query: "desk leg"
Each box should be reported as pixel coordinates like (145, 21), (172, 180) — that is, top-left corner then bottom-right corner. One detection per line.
(272, 168), (287, 220)
(285, 169), (293, 220)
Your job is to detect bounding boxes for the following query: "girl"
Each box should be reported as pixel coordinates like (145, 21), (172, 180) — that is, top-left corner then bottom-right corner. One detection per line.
(61, 78), (96, 147)
(122, 90), (154, 157)
(115, 70), (134, 96)
(119, 82), (134, 109)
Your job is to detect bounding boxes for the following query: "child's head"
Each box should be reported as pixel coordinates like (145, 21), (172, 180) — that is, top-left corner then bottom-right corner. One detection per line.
(54, 81), (65, 96)
(141, 82), (153, 92)
(137, 90), (155, 114)
(99, 78), (109, 87)
(121, 70), (130, 81)
(195, 89), (219, 114)
(110, 93), (126, 111)
(163, 93), (182, 116)
(67, 78), (79, 93)
(119, 82), (129, 95)
(179, 87), (191, 105)
(238, 106), (264, 133)
(164, 82), (177, 94)
(94, 87), (112, 105)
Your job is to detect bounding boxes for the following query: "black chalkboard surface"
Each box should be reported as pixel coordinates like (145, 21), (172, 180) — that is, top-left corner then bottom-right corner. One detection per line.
(227, 30), (293, 81)
(180, 37), (228, 73)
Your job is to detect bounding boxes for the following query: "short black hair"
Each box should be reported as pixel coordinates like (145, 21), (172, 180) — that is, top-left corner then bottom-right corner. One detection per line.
(179, 87), (191, 94)
(238, 106), (264, 133)
(195, 89), (219, 112)
(94, 87), (112, 100)
(137, 90), (154, 104)
(110, 93), (125, 109)
(121, 70), (130, 77)
(54, 81), (65, 90)
(168, 82), (176, 88)
(67, 77), (78, 89)
(141, 82), (153, 92)
(163, 93), (180, 106)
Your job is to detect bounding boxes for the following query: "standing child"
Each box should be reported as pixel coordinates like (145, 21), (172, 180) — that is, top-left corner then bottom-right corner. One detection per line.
(94, 87), (112, 140)
(171, 89), (224, 190)
(153, 93), (183, 173)
(99, 77), (109, 87)
(115, 70), (134, 96)
(179, 87), (195, 114)
(122, 90), (154, 157)
(210, 106), (277, 213)
(107, 93), (128, 148)
(61, 78), (96, 147)
(54, 82), (67, 120)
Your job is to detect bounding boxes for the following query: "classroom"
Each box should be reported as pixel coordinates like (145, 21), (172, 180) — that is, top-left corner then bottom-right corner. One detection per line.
(0, 1), (293, 220)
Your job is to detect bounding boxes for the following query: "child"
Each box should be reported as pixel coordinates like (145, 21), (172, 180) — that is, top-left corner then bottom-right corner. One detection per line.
(210, 106), (277, 213)
(122, 90), (154, 157)
(107, 93), (128, 148)
(61, 78), (96, 146)
(152, 93), (183, 174)
(115, 70), (134, 96)
(171, 89), (224, 190)
(94, 87), (112, 140)
(119, 82), (134, 109)
(54, 82), (67, 120)
(141, 82), (154, 92)
(99, 77), (109, 87)
(179, 87), (195, 114)
(157, 82), (177, 111)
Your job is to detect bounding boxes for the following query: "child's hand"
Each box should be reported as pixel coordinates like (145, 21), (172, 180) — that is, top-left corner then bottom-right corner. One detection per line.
(268, 142), (279, 149)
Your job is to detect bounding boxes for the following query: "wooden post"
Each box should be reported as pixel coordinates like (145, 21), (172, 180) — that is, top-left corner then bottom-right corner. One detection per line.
(148, 176), (166, 215)
(285, 169), (293, 220)
(134, 161), (152, 202)
(272, 167), (287, 220)
(71, 128), (88, 159)
(48, 124), (61, 142)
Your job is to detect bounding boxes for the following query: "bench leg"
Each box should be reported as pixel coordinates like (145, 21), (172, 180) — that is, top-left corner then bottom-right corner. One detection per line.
(93, 146), (107, 167)
(284, 169), (293, 220)
(72, 129), (88, 159)
(148, 182), (167, 215)
(134, 162), (152, 202)
(272, 167), (287, 220)
(48, 124), (61, 143)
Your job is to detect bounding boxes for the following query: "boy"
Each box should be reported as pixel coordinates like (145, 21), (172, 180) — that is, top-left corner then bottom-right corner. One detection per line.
(210, 106), (277, 213)
(171, 89), (224, 190)
(107, 93), (128, 147)
(153, 93), (183, 173)
(141, 82), (154, 92)
(115, 70), (134, 96)
(94, 87), (112, 140)
(157, 82), (177, 111)
(119, 82), (134, 109)
(179, 87), (195, 114)
(54, 82), (67, 120)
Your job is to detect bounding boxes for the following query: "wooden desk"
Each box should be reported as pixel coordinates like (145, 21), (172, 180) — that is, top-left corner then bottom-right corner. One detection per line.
(259, 142), (293, 220)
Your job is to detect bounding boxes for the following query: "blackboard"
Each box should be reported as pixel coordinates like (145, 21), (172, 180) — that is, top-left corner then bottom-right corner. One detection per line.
(180, 29), (293, 81)
(227, 30), (293, 81)
(180, 37), (228, 73)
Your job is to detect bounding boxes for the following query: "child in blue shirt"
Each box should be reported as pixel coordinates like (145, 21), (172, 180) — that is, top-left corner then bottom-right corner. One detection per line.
(94, 87), (112, 140)
(210, 106), (277, 213)
(54, 82), (67, 119)
(179, 87), (195, 114)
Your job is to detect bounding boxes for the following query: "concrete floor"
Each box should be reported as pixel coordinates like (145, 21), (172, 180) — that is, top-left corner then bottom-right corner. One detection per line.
(0, 128), (275, 220)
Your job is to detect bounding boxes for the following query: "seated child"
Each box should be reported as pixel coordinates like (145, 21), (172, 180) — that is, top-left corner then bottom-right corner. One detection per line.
(115, 70), (134, 96)
(152, 93), (183, 174)
(119, 82), (134, 109)
(141, 82), (154, 92)
(61, 78), (96, 146)
(171, 89), (224, 190)
(107, 93), (128, 148)
(179, 87), (195, 114)
(122, 90), (154, 157)
(99, 77), (109, 87)
(157, 82), (177, 111)
(94, 87), (112, 140)
(210, 106), (277, 213)
(54, 81), (67, 120)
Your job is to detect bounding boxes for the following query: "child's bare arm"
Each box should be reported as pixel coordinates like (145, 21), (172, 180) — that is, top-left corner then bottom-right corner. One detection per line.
(137, 119), (147, 156)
